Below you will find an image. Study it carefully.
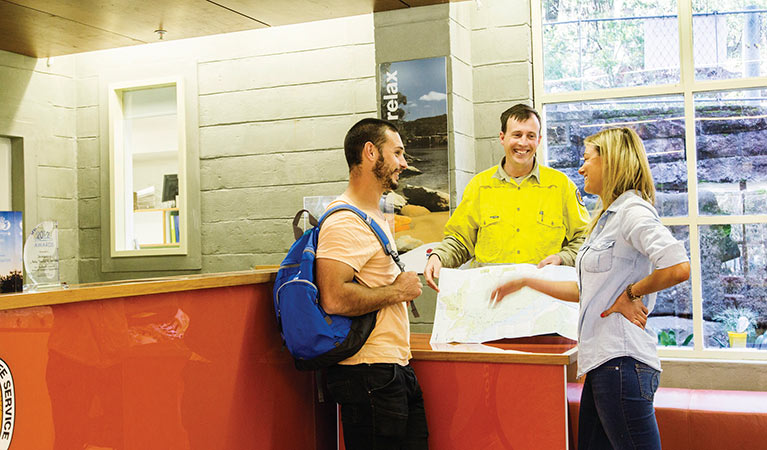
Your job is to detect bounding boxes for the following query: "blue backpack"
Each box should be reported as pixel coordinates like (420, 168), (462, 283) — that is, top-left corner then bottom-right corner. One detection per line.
(273, 204), (414, 371)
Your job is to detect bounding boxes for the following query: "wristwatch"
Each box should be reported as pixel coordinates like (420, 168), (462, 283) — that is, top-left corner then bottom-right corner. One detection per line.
(625, 283), (642, 302)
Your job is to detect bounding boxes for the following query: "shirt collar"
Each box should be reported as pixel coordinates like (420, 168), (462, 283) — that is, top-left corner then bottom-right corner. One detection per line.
(589, 191), (640, 242)
(604, 190), (641, 213)
(493, 157), (540, 184)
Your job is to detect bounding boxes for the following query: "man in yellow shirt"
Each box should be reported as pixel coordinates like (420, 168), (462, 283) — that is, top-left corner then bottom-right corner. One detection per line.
(424, 103), (590, 291)
(316, 118), (428, 449)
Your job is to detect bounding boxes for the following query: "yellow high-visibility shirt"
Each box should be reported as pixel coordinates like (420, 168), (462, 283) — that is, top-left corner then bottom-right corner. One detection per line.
(438, 161), (590, 266)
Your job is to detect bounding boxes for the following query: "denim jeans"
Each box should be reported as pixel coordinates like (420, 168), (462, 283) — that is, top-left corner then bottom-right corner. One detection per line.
(578, 356), (661, 450)
(326, 363), (429, 450)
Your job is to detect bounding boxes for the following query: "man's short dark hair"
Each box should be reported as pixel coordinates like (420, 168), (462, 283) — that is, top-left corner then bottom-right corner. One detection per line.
(500, 103), (541, 133)
(344, 118), (399, 169)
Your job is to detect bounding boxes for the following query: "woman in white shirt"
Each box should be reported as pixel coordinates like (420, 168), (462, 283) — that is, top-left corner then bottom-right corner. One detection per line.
(492, 127), (690, 449)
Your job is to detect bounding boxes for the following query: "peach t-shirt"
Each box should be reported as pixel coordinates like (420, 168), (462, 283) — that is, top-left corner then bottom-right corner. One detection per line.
(315, 196), (411, 366)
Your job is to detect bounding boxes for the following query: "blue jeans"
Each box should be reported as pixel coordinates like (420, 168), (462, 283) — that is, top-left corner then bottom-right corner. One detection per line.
(579, 356), (661, 450)
(326, 363), (429, 450)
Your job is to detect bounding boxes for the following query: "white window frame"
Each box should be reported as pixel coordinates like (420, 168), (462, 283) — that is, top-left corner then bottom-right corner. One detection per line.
(531, 0), (767, 361)
(108, 77), (188, 257)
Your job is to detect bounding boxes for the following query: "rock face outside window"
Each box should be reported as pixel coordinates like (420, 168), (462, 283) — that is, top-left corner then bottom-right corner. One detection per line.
(543, 96), (767, 349)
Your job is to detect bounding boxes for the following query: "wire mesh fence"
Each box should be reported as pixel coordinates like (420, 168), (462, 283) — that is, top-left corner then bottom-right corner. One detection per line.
(542, 7), (767, 92)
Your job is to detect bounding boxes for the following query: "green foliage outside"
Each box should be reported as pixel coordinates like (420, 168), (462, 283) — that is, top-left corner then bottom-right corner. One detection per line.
(657, 329), (694, 347)
(541, 0), (766, 91)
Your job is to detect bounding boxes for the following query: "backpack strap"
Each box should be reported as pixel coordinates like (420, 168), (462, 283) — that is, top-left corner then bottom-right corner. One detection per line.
(318, 203), (419, 317)
(291, 209), (319, 240)
(319, 205), (403, 269)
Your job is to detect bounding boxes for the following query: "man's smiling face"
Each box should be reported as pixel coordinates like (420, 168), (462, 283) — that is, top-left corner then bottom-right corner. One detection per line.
(500, 115), (542, 177)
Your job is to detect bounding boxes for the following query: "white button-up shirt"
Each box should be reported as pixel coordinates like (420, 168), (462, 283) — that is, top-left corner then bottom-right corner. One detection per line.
(575, 190), (689, 378)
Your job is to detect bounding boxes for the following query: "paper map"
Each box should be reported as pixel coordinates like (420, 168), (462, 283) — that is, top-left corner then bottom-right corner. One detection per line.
(430, 264), (578, 344)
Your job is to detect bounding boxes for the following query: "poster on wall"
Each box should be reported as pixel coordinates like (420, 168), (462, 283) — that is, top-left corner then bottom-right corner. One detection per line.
(0, 211), (23, 293)
(379, 57), (449, 264)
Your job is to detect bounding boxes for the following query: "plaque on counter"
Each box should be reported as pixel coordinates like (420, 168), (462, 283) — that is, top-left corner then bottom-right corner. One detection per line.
(0, 211), (23, 293)
(23, 221), (60, 290)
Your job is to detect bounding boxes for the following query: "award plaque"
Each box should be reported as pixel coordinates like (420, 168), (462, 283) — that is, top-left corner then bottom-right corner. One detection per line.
(23, 221), (60, 290)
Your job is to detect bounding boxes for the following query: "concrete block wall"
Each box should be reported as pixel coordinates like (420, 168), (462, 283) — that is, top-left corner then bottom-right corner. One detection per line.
(70, 15), (376, 281)
(449, 2), (476, 206)
(75, 72), (100, 282)
(471, 0), (534, 173)
(2, 2), (536, 286)
(196, 16), (376, 272)
(0, 50), (79, 285)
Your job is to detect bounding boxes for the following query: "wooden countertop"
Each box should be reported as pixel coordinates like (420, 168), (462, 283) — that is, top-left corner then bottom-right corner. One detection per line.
(0, 269), (278, 312)
(410, 333), (577, 365)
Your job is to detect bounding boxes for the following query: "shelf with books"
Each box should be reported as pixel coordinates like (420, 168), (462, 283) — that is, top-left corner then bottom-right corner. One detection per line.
(134, 207), (180, 249)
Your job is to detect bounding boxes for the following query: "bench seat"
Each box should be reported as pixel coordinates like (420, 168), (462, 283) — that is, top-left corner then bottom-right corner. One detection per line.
(567, 382), (767, 450)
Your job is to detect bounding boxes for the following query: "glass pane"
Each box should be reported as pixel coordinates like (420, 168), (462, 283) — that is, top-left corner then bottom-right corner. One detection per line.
(695, 88), (767, 216)
(0, 137), (10, 210)
(649, 226), (694, 347)
(115, 85), (180, 251)
(700, 223), (767, 350)
(693, 1), (767, 81)
(544, 96), (688, 216)
(541, 0), (679, 93)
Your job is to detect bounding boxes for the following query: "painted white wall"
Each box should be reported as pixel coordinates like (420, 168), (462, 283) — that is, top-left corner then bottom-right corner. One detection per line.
(0, 137), (10, 210)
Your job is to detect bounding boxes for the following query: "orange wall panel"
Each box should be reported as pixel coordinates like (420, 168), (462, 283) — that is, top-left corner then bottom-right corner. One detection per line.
(0, 283), (333, 450)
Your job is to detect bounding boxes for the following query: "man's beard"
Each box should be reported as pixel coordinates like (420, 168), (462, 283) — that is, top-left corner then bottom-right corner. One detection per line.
(373, 154), (399, 191)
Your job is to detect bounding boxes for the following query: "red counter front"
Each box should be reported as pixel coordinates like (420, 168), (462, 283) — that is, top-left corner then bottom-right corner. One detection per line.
(336, 334), (577, 450)
(0, 270), (334, 450)
(1, 271), (576, 450)
(410, 334), (577, 450)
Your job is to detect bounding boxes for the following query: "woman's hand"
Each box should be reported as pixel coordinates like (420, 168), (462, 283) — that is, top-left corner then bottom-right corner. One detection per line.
(490, 278), (527, 303)
(601, 290), (648, 329)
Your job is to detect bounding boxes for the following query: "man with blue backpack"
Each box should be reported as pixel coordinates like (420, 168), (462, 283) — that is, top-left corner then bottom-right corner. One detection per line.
(316, 118), (429, 449)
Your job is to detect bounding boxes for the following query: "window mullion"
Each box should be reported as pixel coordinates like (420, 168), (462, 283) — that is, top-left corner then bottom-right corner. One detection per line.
(538, 83), (684, 105)
(677, 0), (705, 352)
(678, 0), (696, 84)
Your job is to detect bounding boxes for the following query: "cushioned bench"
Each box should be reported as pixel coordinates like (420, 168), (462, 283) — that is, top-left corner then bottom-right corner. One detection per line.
(567, 382), (767, 450)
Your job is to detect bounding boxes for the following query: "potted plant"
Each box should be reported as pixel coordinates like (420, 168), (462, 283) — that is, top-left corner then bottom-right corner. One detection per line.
(713, 307), (757, 348)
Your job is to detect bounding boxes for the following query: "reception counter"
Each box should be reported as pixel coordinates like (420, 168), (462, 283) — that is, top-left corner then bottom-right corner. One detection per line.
(0, 269), (334, 450)
(338, 334), (577, 450)
(410, 333), (577, 450)
(1, 269), (576, 450)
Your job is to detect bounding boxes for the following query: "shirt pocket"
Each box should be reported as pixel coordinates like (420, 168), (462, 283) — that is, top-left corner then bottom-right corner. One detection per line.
(536, 203), (565, 245)
(477, 207), (503, 260)
(582, 240), (615, 273)
(481, 211), (501, 228)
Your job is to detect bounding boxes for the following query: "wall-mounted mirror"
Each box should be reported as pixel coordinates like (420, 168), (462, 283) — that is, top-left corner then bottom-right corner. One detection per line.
(108, 79), (187, 257)
(0, 137), (11, 210)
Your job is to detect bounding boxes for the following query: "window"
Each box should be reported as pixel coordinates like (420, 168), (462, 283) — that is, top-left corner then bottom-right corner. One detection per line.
(693, 2), (767, 80)
(540, 0), (679, 92)
(533, 0), (767, 359)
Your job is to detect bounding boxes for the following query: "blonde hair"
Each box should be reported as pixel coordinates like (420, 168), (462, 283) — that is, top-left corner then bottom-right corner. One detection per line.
(583, 127), (655, 234)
